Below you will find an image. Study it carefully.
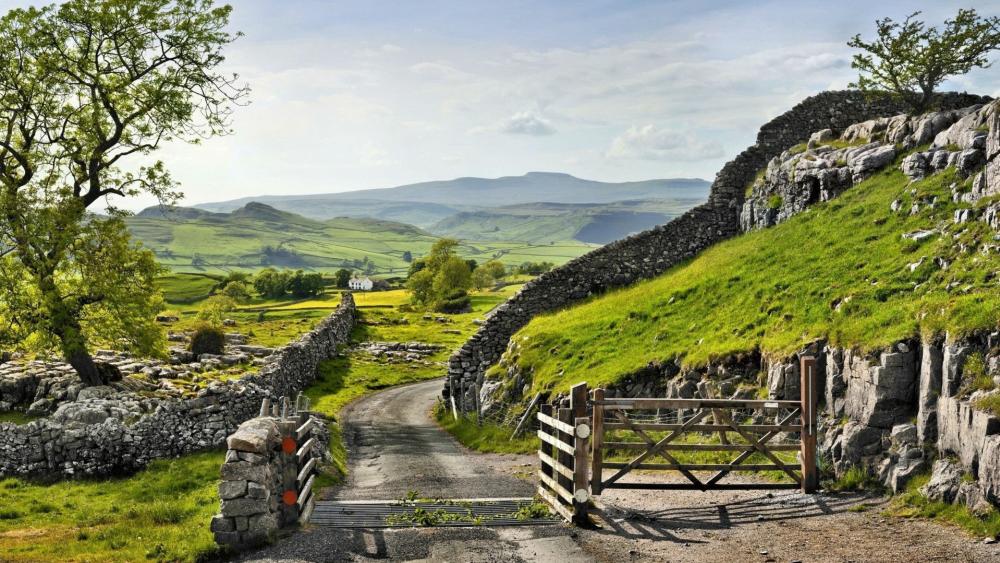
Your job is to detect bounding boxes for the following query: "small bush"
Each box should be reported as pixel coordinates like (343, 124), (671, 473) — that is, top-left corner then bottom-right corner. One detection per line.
(435, 290), (471, 314)
(826, 465), (883, 492)
(767, 194), (783, 210)
(0, 508), (21, 520)
(190, 324), (225, 356)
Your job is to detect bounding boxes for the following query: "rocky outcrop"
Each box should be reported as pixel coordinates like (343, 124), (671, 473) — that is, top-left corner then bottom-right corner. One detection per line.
(0, 295), (355, 479)
(451, 91), (988, 412)
(742, 102), (997, 231)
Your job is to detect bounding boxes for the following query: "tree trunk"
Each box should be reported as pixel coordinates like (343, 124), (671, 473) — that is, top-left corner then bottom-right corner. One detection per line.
(66, 345), (108, 387)
(52, 303), (111, 387)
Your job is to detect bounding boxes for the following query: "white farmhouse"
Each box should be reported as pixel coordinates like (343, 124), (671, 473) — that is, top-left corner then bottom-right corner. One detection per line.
(348, 276), (374, 291)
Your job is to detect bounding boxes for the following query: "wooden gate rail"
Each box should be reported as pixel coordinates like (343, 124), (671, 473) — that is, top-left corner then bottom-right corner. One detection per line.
(536, 383), (590, 525)
(533, 357), (819, 525)
(589, 356), (819, 495)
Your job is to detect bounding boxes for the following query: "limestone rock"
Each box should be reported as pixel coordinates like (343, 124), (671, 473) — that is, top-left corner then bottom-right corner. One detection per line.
(890, 423), (917, 449)
(921, 459), (964, 504)
(810, 129), (835, 144)
(916, 342), (943, 444)
(227, 418), (280, 455)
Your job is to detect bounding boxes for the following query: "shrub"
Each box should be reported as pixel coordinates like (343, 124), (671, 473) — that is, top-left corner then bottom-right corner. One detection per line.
(435, 290), (471, 314)
(190, 324), (225, 357)
(767, 194), (784, 210)
(196, 295), (237, 324)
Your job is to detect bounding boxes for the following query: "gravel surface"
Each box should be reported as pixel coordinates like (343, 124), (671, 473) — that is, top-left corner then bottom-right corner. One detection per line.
(236, 378), (1000, 562)
(236, 379), (590, 562)
(329, 379), (535, 501)
(580, 481), (1000, 562)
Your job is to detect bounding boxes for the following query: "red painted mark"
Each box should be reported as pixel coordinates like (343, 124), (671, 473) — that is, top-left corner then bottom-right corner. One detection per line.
(283, 490), (298, 506)
(282, 437), (297, 454)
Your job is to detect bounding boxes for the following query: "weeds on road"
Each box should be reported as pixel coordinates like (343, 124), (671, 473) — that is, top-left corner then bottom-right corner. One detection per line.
(384, 491), (552, 527)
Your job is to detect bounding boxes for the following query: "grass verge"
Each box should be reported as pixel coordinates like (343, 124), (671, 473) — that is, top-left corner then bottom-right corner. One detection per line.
(433, 405), (539, 455)
(0, 451), (224, 563)
(886, 472), (1000, 539)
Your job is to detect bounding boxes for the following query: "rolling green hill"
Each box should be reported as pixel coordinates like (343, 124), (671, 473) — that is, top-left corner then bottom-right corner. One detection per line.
(492, 165), (1000, 395)
(127, 202), (597, 275)
(430, 199), (704, 244)
(193, 172), (710, 227)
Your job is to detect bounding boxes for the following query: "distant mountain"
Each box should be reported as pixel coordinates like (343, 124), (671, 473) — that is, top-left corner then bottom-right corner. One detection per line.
(126, 202), (596, 275)
(430, 199), (705, 245)
(194, 172), (710, 227)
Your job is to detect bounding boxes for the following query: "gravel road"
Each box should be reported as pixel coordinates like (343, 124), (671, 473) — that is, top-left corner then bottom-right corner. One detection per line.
(330, 378), (535, 501)
(236, 379), (592, 563)
(237, 378), (1000, 562)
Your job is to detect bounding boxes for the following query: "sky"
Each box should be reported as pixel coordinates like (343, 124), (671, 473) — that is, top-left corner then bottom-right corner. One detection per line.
(7, 0), (1000, 210)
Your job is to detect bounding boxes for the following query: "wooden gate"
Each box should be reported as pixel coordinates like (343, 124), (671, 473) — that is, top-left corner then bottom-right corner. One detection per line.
(593, 356), (818, 494)
(535, 357), (819, 523)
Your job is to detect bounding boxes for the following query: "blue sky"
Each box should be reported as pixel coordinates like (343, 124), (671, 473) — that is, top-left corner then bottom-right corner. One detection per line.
(4, 1), (1000, 209)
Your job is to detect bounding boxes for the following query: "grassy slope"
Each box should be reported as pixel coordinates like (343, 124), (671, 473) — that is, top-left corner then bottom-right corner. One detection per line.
(497, 165), (1000, 395)
(431, 200), (701, 244)
(128, 208), (595, 276)
(0, 452), (223, 562)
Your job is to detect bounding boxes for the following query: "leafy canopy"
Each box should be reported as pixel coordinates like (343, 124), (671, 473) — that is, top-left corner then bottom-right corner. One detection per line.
(0, 0), (247, 384)
(406, 238), (473, 311)
(848, 9), (1000, 113)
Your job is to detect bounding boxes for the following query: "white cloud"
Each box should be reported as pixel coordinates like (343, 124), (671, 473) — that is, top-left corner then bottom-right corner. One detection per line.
(499, 111), (556, 136)
(606, 125), (724, 161)
(408, 61), (472, 81)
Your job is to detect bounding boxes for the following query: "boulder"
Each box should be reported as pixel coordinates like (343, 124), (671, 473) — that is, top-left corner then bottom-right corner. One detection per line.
(810, 129), (835, 144)
(901, 152), (929, 180)
(833, 421), (884, 469)
(890, 423), (918, 449)
(921, 458), (964, 504)
(956, 149), (985, 177)
(885, 454), (925, 494)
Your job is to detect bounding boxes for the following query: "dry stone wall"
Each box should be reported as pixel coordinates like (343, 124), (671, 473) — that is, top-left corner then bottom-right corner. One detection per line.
(0, 295), (355, 479)
(449, 91), (987, 410)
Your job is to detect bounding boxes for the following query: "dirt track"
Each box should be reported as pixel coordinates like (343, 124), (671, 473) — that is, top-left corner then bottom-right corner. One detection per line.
(239, 379), (1000, 562)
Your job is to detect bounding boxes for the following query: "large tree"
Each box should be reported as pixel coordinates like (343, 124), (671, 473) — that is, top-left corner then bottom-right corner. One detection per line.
(0, 0), (247, 385)
(849, 9), (1000, 113)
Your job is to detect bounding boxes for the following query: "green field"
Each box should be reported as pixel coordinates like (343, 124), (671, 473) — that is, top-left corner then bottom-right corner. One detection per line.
(127, 202), (596, 275)
(429, 199), (700, 244)
(0, 452), (223, 562)
(493, 163), (1000, 397)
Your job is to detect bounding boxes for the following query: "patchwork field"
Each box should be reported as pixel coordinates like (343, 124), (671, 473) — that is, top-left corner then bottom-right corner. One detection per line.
(127, 202), (596, 276)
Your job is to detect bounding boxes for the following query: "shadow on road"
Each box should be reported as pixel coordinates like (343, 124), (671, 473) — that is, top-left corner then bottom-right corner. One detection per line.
(590, 491), (879, 542)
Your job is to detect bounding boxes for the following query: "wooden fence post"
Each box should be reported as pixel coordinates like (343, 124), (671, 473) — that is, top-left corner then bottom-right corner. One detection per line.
(590, 388), (604, 496)
(539, 403), (554, 485)
(570, 383), (590, 524)
(800, 356), (818, 494)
